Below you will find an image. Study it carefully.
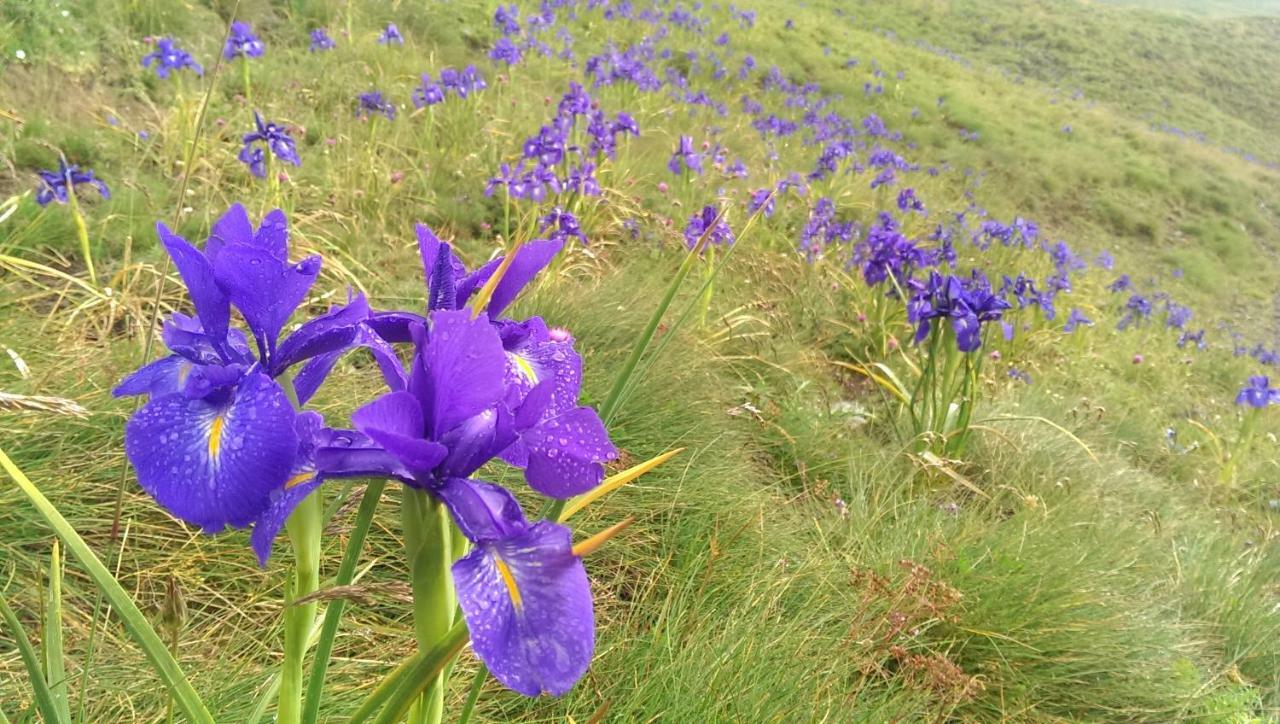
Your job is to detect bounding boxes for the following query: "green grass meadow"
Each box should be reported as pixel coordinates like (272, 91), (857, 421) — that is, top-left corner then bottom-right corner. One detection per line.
(1, 0), (1279, 720)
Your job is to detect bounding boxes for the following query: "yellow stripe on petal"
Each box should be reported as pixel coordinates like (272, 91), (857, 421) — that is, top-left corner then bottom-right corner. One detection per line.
(494, 555), (523, 612)
(207, 414), (226, 461)
(510, 352), (539, 384)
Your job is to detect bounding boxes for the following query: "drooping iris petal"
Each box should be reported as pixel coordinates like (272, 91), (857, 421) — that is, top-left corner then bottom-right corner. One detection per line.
(249, 411), (326, 565)
(124, 372), (298, 531)
(250, 477), (320, 566)
(436, 477), (525, 542)
(521, 407), (616, 498)
(452, 520), (593, 697)
(501, 322), (582, 414)
(113, 355), (191, 399)
(157, 223), (231, 345)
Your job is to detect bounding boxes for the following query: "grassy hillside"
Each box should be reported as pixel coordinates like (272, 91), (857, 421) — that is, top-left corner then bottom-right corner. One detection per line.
(1, 0), (1278, 721)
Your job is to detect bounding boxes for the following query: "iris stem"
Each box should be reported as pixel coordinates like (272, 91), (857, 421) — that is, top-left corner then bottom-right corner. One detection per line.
(401, 489), (455, 724)
(241, 58), (251, 105)
(279, 373), (321, 724)
(280, 489), (322, 724)
(301, 480), (386, 724)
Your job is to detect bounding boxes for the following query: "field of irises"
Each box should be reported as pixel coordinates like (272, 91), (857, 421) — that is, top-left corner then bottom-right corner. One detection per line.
(2, 0), (1279, 721)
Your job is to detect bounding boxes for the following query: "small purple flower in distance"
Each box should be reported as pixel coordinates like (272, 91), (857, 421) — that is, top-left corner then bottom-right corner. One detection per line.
(683, 205), (734, 250)
(378, 23), (404, 46)
(309, 28), (336, 52)
(142, 37), (203, 78)
(356, 91), (396, 120)
(239, 111), (301, 178)
(35, 160), (111, 206)
(1236, 376), (1280, 408)
(223, 21), (264, 60)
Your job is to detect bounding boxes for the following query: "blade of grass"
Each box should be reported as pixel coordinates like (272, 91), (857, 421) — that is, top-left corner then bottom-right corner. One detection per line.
(302, 480), (387, 724)
(456, 663), (487, 724)
(0, 587), (69, 724)
(0, 448), (215, 724)
(607, 196), (773, 424)
(43, 539), (71, 723)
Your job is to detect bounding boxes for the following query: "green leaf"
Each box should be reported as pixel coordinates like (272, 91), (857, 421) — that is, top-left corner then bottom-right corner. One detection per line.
(0, 587), (68, 724)
(43, 539), (71, 723)
(0, 448), (215, 724)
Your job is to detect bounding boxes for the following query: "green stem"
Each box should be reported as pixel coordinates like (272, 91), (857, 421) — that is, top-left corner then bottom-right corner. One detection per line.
(242, 58), (251, 105)
(278, 374), (321, 724)
(302, 481), (386, 724)
(401, 490), (454, 724)
(67, 193), (96, 287)
(280, 491), (322, 724)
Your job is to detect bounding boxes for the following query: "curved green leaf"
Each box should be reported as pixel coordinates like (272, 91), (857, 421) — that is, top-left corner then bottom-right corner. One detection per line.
(0, 588), (68, 724)
(0, 448), (215, 724)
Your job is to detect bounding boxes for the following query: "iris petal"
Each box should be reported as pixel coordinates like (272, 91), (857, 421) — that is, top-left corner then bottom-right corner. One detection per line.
(452, 520), (593, 697)
(522, 407), (616, 498)
(157, 223), (231, 346)
(124, 372), (298, 531)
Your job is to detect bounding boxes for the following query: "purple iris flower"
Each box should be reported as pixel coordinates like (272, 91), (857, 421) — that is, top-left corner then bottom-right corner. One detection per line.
(412, 73), (446, 107)
(238, 111), (301, 178)
(683, 205), (734, 250)
(490, 37), (523, 66)
(441, 65), (487, 98)
(748, 188), (775, 217)
(1236, 376), (1279, 408)
(356, 91), (396, 120)
(495, 4), (521, 35)
(1063, 308), (1093, 333)
(539, 207), (588, 245)
(223, 21), (264, 60)
(309, 28), (336, 52)
(368, 224), (617, 497)
(907, 270), (1012, 352)
(378, 23), (404, 45)
(667, 135), (703, 175)
(141, 37), (203, 78)
(336, 309), (606, 695)
(897, 187), (924, 213)
(856, 212), (932, 286)
(35, 160), (111, 206)
(113, 204), (370, 537)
